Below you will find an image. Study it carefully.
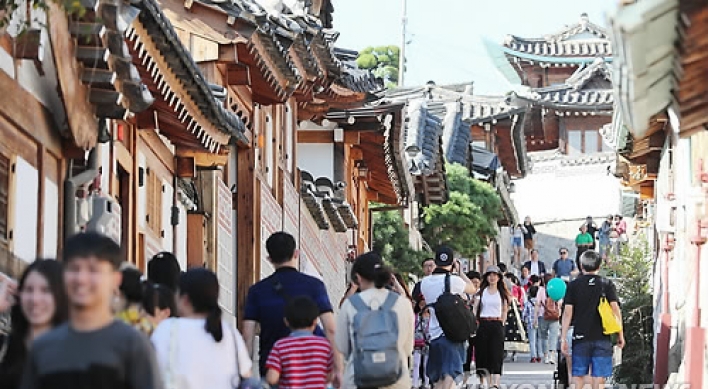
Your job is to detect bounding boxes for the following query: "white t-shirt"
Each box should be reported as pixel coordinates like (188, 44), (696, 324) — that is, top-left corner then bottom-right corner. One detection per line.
(420, 273), (467, 340)
(531, 261), (540, 276)
(479, 289), (502, 318)
(151, 318), (252, 389)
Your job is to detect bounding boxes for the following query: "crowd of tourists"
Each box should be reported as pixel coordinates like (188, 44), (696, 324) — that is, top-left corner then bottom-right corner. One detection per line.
(0, 227), (625, 389)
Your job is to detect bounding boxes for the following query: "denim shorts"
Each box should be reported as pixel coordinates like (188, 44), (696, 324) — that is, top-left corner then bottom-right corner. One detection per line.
(513, 237), (523, 247)
(427, 336), (466, 383)
(572, 339), (613, 378)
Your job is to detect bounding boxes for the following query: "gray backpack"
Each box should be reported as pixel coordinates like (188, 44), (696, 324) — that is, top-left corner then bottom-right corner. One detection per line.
(349, 292), (402, 388)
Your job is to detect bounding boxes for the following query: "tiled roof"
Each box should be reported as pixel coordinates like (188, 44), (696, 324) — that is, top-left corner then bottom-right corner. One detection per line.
(333, 48), (384, 93)
(515, 58), (614, 110)
(404, 100), (443, 175)
(503, 13), (612, 59)
(442, 101), (472, 166)
(71, 0), (154, 120)
(132, 0), (247, 145)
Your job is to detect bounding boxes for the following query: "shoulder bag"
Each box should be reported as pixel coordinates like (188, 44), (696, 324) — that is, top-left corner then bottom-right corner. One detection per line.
(597, 279), (622, 335)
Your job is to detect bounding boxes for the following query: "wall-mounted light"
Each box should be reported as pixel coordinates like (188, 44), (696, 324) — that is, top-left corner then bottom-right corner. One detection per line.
(355, 160), (369, 181)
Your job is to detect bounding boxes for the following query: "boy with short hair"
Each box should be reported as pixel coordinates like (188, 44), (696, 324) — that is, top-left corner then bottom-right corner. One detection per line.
(20, 232), (163, 389)
(265, 296), (334, 389)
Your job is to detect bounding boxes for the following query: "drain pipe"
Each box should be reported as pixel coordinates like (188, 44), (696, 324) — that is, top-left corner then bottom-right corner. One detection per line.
(63, 148), (100, 240)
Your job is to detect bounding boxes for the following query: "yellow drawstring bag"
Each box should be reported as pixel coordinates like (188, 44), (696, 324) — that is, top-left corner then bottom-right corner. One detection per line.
(598, 280), (622, 335)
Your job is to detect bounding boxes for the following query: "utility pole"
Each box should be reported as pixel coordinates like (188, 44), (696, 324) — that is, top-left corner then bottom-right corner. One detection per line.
(399, 0), (407, 87)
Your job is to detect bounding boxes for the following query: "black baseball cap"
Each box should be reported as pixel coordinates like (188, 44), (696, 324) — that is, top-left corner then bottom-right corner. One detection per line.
(435, 245), (454, 267)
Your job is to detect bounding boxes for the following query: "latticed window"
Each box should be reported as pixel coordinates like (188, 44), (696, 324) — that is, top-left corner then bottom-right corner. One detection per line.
(0, 154), (9, 241)
(146, 169), (162, 236)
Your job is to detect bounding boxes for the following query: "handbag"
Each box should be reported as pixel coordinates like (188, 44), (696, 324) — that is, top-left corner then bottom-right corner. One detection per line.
(504, 300), (530, 353)
(597, 280), (622, 335)
(229, 325), (262, 389)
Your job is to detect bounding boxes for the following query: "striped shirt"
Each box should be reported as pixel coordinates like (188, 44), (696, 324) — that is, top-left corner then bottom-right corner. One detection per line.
(265, 333), (333, 389)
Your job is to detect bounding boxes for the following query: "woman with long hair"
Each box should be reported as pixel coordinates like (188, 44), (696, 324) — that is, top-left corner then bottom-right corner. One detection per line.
(151, 268), (252, 389)
(474, 265), (510, 389)
(335, 252), (414, 389)
(142, 282), (177, 328)
(0, 259), (68, 389)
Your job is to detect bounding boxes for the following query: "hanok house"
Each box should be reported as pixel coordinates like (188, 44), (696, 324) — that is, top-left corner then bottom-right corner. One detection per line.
(611, 1), (708, 386)
(479, 14), (626, 263)
(156, 0), (386, 312)
(0, 0), (170, 276)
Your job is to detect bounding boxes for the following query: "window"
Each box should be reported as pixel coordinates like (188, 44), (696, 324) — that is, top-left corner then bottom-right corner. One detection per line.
(146, 169), (162, 236)
(0, 153), (9, 241)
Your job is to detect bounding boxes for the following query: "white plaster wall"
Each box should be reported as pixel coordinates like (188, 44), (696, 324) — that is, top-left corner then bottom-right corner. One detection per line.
(42, 179), (59, 258)
(13, 157), (38, 262)
(137, 153), (147, 230)
(175, 202), (188, 271)
(161, 180), (174, 252)
(4, 4), (67, 128)
(297, 143), (333, 180)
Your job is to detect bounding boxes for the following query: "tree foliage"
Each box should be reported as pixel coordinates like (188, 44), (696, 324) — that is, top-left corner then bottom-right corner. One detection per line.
(356, 45), (400, 89)
(607, 236), (654, 385)
(372, 209), (427, 277)
(421, 163), (502, 258)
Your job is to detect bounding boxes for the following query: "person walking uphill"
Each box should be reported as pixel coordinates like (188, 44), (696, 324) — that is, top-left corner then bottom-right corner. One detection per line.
(335, 252), (413, 389)
(561, 250), (625, 389)
(19, 232), (163, 389)
(421, 246), (478, 389)
(242, 232), (341, 386)
(474, 266), (510, 389)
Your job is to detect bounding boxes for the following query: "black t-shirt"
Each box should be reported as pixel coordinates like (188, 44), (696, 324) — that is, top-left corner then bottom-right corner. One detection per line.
(564, 274), (618, 343)
(585, 222), (598, 239)
(523, 224), (536, 240)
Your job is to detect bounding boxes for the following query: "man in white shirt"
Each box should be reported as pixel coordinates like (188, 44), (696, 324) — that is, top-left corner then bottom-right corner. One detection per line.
(421, 246), (477, 389)
(522, 249), (547, 277)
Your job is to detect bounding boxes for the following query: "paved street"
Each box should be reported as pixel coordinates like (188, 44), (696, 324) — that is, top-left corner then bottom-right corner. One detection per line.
(501, 358), (556, 387)
(463, 354), (557, 388)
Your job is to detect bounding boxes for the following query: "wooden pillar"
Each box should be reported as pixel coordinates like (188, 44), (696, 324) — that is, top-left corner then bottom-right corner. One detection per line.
(236, 146), (259, 329)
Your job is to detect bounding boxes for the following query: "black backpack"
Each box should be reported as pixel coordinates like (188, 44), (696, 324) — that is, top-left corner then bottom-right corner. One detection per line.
(431, 274), (477, 342)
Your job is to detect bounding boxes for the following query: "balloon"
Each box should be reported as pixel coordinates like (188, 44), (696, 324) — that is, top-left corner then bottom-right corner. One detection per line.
(547, 278), (567, 301)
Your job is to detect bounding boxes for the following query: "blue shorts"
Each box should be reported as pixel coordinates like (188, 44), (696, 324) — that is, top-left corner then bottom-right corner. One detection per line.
(572, 340), (613, 378)
(427, 336), (465, 383)
(513, 237), (523, 247)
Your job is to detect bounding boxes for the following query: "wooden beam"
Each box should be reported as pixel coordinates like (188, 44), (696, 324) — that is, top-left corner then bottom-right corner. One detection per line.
(236, 146), (257, 330)
(138, 130), (175, 174)
(48, 3), (98, 149)
(297, 130), (333, 143)
(175, 147), (228, 167)
(175, 156), (196, 178)
(0, 72), (63, 157)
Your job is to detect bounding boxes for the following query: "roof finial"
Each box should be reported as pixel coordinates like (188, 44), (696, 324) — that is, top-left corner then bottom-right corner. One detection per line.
(580, 13), (589, 24)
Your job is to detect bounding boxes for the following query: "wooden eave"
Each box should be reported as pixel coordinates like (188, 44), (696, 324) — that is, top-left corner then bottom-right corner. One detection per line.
(493, 122), (522, 178)
(237, 38), (289, 105)
(358, 132), (399, 205)
(128, 22), (230, 153)
(48, 4), (99, 149)
(675, 2), (708, 137)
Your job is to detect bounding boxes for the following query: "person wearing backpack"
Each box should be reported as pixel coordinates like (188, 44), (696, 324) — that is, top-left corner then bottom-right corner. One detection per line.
(535, 274), (561, 364)
(335, 252), (413, 389)
(474, 265), (510, 389)
(420, 246), (477, 389)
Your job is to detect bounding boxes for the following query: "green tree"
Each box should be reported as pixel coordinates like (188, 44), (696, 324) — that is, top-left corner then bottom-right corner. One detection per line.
(371, 209), (427, 277)
(607, 236), (654, 384)
(356, 45), (400, 89)
(421, 163), (502, 257)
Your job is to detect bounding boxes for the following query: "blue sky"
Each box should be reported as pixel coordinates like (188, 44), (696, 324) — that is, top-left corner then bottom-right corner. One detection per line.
(332, 0), (618, 94)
